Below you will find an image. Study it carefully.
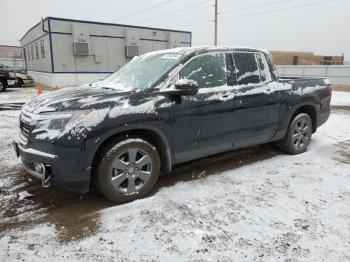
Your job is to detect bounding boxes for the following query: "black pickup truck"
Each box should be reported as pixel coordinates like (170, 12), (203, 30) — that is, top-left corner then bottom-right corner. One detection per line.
(14, 47), (331, 203)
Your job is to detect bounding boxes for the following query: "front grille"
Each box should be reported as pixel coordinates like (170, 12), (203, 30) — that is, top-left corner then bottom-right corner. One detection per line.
(19, 111), (35, 143)
(20, 121), (31, 137)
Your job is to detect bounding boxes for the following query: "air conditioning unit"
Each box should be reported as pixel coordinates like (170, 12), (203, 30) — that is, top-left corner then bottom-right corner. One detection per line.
(72, 24), (90, 56)
(73, 41), (89, 56)
(125, 29), (140, 58)
(125, 44), (139, 58)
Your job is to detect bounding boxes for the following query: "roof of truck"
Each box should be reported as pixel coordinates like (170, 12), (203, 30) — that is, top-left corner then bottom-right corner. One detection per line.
(143, 46), (269, 58)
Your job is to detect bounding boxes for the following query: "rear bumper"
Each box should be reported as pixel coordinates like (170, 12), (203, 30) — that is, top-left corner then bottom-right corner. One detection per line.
(14, 139), (91, 193)
(23, 79), (34, 85)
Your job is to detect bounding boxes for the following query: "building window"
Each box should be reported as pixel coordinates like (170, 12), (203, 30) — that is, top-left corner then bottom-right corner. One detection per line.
(35, 42), (39, 59)
(293, 56), (298, 65)
(31, 45), (34, 60)
(40, 40), (45, 58)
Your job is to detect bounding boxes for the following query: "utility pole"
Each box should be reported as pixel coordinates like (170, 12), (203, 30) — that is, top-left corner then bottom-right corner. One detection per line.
(214, 0), (218, 46)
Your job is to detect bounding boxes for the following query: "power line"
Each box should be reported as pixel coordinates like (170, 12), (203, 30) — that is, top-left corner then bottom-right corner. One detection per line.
(133, 0), (212, 24)
(221, 0), (338, 22)
(115, 0), (175, 21)
(133, 0), (239, 25)
(175, 0), (338, 27)
(221, 0), (293, 15)
(169, 0), (295, 28)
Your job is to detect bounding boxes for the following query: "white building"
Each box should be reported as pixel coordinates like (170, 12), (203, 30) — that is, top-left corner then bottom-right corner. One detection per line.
(20, 17), (192, 87)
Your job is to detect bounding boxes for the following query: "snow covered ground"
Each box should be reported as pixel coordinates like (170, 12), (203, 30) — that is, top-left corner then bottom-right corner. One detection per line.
(0, 87), (37, 103)
(0, 87), (349, 261)
(333, 91), (350, 107)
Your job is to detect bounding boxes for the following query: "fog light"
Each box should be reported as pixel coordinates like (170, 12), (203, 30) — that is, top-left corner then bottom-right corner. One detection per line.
(33, 162), (44, 174)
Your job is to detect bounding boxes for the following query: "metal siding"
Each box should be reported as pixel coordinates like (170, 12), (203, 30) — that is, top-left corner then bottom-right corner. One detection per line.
(22, 34), (52, 72)
(24, 18), (191, 74)
(277, 65), (350, 87)
(21, 20), (49, 46)
(51, 34), (75, 72)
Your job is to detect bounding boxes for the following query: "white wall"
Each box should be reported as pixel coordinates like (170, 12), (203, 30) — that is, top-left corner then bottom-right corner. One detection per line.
(277, 65), (350, 87)
(28, 71), (109, 87)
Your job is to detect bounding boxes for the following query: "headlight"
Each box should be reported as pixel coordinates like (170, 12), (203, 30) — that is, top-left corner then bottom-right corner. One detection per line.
(36, 109), (92, 131)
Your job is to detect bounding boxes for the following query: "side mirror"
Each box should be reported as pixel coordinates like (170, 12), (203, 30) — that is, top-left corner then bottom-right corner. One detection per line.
(169, 79), (199, 96)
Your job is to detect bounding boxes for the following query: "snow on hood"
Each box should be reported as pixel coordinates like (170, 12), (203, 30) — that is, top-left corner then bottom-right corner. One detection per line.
(22, 86), (131, 114)
(34, 107), (111, 141)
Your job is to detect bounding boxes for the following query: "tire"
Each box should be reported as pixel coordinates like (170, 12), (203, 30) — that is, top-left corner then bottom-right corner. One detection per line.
(16, 78), (23, 88)
(280, 113), (312, 155)
(0, 79), (6, 92)
(97, 138), (160, 203)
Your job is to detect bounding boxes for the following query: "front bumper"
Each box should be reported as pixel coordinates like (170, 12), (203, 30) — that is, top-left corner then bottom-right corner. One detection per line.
(14, 138), (91, 193)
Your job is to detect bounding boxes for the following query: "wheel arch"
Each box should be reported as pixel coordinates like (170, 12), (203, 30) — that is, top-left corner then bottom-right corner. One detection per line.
(90, 125), (172, 186)
(289, 103), (317, 133)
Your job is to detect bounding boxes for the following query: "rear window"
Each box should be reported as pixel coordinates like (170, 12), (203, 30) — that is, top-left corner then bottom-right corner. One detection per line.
(256, 53), (272, 82)
(232, 52), (260, 85)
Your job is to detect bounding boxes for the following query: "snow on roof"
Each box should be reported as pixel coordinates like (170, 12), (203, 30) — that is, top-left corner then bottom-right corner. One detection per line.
(141, 46), (268, 59)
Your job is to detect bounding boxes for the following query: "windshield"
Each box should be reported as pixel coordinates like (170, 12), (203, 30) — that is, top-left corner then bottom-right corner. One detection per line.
(99, 52), (184, 91)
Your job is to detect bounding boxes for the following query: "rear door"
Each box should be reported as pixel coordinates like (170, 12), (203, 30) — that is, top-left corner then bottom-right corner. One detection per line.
(231, 51), (281, 148)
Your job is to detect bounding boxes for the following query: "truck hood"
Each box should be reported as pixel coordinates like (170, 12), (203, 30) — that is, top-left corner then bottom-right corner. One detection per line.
(22, 86), (133, 114)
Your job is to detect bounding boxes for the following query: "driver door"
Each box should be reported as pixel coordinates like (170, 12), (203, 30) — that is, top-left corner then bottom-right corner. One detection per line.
(170, 52), (236, 163)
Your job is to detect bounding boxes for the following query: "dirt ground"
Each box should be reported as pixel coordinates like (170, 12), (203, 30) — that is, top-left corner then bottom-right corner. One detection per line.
(0, 87), (349, 261)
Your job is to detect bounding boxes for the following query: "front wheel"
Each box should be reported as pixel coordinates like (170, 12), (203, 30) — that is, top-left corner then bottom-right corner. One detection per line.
(0, 79), (6, 92)
(280, 113), (313, 154)
(97, 138), (160, 203)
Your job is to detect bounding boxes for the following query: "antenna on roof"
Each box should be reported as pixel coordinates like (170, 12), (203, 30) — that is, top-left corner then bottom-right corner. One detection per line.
(41, 17), (48, 33)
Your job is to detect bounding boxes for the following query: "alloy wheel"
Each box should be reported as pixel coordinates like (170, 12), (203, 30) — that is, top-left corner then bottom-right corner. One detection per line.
(292, 118), (310, 150)
(110, 148), (152, 195)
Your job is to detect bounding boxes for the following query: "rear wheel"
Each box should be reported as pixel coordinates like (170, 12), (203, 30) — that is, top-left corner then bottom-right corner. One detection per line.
(0, 79), (6, 92)
(97, 138), (160, 203)
(280, 113), (312, 154)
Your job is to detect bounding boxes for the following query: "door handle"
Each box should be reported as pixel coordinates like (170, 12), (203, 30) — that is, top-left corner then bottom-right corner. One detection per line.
(265, 88), (275, 94)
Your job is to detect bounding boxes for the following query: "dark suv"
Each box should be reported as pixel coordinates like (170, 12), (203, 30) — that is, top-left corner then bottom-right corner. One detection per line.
(14, 47), (331, 203)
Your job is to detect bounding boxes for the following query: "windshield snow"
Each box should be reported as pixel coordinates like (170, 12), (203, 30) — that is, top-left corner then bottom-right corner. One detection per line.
(99, 52), (184, 91)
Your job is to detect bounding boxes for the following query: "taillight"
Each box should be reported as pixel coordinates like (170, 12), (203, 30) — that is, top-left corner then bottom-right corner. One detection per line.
(328, 85), (333, 105)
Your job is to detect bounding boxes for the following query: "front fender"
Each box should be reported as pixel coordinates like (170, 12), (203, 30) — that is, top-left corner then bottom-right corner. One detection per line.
(84, 122), (173, 173)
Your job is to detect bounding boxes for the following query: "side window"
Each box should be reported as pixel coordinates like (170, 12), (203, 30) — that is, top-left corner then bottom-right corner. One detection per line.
(31, 45), (34, 60)
(35, 42), (39, 59)
(179, 53), (226, 88)
(232, 52), (260, 85)
(40, 40), (45, 58)
(256, 53), (272, 82)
